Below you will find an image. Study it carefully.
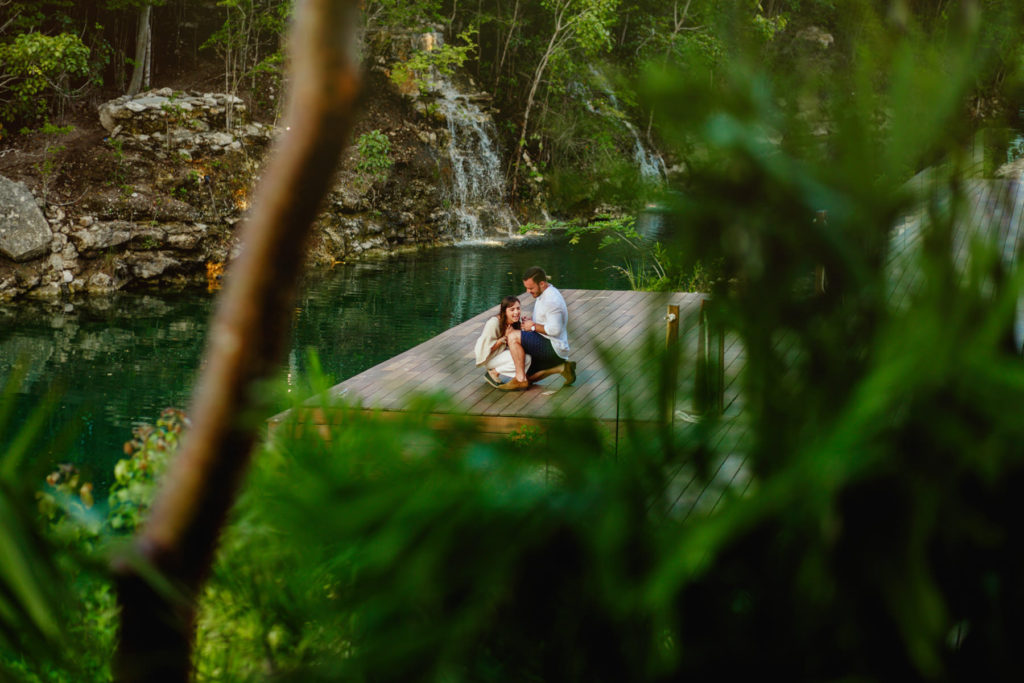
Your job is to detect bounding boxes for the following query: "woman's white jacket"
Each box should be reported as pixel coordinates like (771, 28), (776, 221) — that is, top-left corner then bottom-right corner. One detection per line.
(474, 316), (504, 366)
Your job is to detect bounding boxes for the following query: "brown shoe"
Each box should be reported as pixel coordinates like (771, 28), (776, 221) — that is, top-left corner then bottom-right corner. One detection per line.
(498, 378), (530, 391)
(561, 361), (577, 386)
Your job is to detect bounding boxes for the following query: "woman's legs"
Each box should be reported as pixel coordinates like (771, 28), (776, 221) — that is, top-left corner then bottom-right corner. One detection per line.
(486, 348), (532, 379)
(505, 330), (530, 383)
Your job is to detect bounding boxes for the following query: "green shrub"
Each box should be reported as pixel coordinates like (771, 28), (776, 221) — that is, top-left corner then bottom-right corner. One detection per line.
(355, 129), (394, 200)
(388, 29), (476, 94)
(0, 32), (92, 126)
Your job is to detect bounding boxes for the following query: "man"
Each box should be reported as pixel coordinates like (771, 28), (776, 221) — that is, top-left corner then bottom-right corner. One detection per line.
(503, 266), (576, 390)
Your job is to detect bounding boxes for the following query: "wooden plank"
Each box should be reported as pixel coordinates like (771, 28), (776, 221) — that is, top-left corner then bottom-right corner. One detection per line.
(570, 301), (737, 423)
(447, 292), (555, 415)
(1000, 180), (1024, 266)
(552, 305), (668, 419)
(462, 288), (633, 417)
(340, 305), (496, 408)
(886, 180), (975, 308)
(480, 289), (640, 417)
(276, 290), (740, 448)
(294, 289), (725, 432)
(952, 179), (993, 288)
(512, 291), (695, 421)
(582, 298), (718, 422)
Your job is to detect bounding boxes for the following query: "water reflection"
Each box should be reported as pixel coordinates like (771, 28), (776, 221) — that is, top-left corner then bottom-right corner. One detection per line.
(0, 235), (628, 488)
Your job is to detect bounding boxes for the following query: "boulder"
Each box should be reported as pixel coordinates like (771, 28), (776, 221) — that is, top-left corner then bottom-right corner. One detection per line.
(0, 176), (52, 262)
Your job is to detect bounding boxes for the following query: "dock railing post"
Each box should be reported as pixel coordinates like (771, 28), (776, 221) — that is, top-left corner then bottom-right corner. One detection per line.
(665, 304), (680, 423)
(695, 299), (708, 415)
(814, 210), (828, 295)
(694, 297), (725, 417)
(716, 305), (725, 414)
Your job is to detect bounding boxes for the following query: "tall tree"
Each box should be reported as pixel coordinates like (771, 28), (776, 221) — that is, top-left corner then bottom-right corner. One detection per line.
(126, 2), (150, 95)
(111, 0), (362, 679)
(106, 0), (166, 96)
(510, 0), (619, 196)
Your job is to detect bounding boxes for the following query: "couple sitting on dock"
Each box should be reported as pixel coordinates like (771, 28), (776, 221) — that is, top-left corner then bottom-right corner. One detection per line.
(474, 266), (577, 391)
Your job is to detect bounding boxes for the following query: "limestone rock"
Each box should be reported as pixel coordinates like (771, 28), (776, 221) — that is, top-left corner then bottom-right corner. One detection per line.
(98, 89), (249, 137)
(70, 221), (133, 252)
(0, 176), (53, 261)
(26, 283), (60, 299)
(86, 271), (116, 293)
(125, 251), (180, 279)
(164, 223), (205, 250)
(130, 226), (167, 250)
(0, 274), (18, 300)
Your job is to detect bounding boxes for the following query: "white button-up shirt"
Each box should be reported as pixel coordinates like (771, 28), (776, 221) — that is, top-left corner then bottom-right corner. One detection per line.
(534, 283), (569, 359)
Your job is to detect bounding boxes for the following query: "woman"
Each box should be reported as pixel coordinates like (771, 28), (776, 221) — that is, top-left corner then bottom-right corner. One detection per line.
(474, 295), (532, 389)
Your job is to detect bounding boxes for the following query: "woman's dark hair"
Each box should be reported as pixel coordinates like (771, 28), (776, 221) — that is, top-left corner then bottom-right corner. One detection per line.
(497, 295), (521, 335)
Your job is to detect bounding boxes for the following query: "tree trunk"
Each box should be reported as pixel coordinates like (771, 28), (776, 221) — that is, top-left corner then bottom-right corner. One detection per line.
(509, 28), (558, 200)
(493, 0), (519, 90)
(111, 1), (363, 680)
(126, 4), (152, 97)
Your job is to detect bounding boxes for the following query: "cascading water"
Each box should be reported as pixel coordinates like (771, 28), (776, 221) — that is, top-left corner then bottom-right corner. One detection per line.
(432, 77), (519, 240)
(418, 32), (518, 241)
(583, 67), (667, 185)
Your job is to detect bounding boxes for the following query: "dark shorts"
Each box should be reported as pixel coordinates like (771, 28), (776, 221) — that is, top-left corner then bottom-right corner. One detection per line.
(521, 331), (563, 372)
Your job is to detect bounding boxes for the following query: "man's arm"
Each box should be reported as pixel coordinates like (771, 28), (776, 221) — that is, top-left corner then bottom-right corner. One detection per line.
(531, 307), (564, 337)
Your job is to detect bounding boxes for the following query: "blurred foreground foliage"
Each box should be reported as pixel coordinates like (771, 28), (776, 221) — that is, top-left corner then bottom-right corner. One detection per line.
(4, 2), (1024, 681)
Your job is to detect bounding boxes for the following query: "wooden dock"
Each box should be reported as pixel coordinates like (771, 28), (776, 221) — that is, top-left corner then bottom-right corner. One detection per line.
(270, 289), (746, 438)
(270, 179), (1024, 521)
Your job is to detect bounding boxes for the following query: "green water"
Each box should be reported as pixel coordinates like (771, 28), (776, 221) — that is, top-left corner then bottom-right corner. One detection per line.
(0, 234), (632, 488)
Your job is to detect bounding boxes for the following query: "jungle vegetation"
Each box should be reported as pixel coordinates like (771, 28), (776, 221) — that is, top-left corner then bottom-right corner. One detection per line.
(3, 1), (1024, 681)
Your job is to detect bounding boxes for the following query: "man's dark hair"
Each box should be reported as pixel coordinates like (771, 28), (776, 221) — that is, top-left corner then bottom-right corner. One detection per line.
(522, 266), (547, 283)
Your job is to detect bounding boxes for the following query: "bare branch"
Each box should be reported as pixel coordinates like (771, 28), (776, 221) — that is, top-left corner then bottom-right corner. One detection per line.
(111, 1), (362, 680)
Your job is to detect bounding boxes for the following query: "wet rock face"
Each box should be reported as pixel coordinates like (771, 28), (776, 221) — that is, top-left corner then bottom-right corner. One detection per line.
(0, 176), (52, 262)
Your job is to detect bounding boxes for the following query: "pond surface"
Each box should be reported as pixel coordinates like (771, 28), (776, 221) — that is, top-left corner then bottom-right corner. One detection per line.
(0, 234), (633, 488)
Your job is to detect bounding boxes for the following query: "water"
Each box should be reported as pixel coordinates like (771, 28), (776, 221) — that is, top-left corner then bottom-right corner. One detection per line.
(584, 66), (667, 185)
(420, 32), (517, 240)
(433, 78), (518, 240)
(0, 235), (629, 489)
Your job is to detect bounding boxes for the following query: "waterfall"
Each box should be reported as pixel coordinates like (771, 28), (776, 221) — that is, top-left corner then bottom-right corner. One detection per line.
(432, 77), (518, 241)
(416, 32), (518, 241)
(584, 66), (667, 185)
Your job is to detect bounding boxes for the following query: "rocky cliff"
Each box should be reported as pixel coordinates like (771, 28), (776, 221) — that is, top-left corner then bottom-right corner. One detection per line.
(0, 33), (522, 301)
